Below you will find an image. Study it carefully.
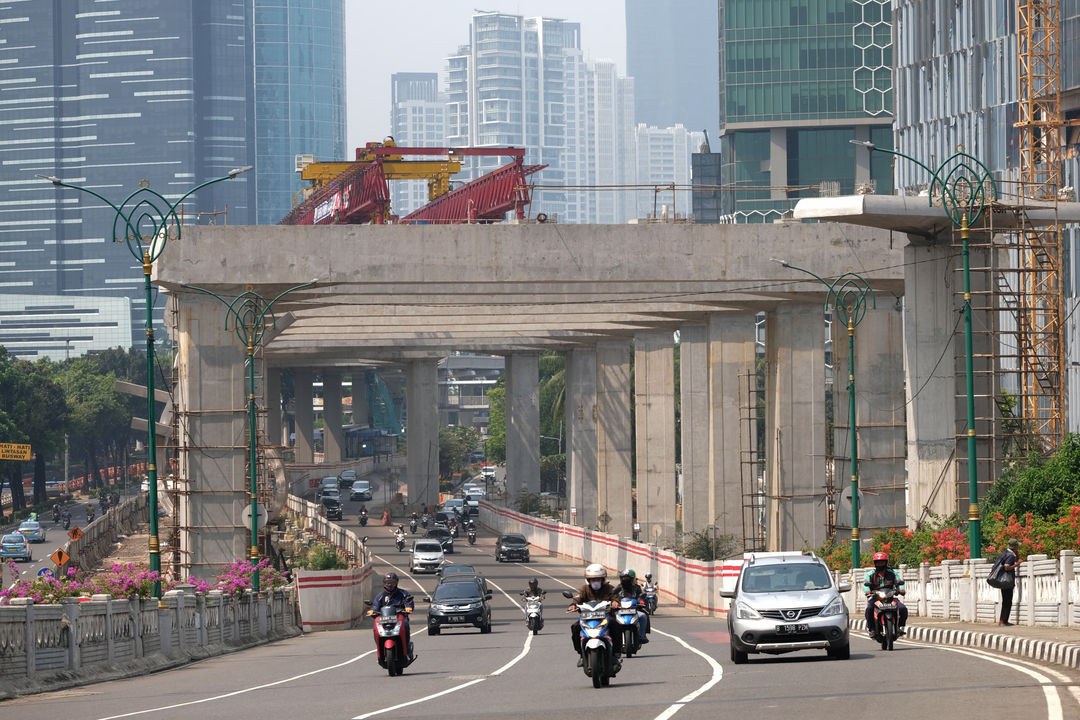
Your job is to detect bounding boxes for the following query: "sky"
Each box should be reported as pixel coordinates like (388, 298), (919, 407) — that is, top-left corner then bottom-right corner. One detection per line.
(344, 1), (626, 151)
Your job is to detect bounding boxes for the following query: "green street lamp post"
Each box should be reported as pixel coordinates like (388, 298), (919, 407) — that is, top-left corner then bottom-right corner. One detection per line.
(773, 259), (875, 569)
(41, 167), (251, 598)
(851, 140), (997, 559)
(185, 282), (315, 592)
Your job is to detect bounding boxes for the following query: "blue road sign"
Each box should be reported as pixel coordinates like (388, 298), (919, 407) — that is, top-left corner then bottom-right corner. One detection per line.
(37, 567), (53, 577)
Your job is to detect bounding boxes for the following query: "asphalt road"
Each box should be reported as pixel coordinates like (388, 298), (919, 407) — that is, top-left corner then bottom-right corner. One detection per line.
(4, 500), (103, 581)
(5, 525), (1080, 720)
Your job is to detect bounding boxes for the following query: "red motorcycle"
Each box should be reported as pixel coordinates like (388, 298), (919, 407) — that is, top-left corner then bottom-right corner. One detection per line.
(869, 584), (901, 651)
(366, 603), (413, 676)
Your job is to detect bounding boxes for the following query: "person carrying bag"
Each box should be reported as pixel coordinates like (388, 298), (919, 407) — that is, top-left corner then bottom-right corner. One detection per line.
(986, 539), (1020, 625)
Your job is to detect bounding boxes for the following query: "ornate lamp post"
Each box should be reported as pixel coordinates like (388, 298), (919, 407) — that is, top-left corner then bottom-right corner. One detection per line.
(851, 141), (997, 559)
(772, 259), (875, 568)
(40, 167), (251, 598)
(184, 282), (315, 592)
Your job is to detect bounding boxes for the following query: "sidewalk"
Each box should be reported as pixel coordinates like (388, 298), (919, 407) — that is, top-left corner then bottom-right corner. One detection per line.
(851, 616), (1080, 671)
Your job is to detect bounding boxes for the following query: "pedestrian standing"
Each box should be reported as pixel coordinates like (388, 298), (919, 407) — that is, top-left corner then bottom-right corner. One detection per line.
(997, 539), (1021, 626)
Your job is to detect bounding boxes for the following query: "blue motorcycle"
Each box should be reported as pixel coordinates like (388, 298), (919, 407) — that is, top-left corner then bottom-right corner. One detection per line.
(613, 596), (644, 658)
(564, 592), (617, 688)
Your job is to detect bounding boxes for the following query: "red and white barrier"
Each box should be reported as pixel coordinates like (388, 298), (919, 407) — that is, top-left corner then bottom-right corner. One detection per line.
(295, 564), (374, 632)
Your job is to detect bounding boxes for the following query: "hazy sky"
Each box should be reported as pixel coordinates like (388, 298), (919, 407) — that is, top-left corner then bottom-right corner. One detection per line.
(345, 1), (626, 151)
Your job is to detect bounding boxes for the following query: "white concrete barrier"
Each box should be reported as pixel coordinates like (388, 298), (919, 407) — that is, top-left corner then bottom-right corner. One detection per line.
(295, 565), (374, 632)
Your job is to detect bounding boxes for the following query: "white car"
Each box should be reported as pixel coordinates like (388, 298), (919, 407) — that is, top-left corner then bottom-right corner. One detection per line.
(410, 539), (445, 574)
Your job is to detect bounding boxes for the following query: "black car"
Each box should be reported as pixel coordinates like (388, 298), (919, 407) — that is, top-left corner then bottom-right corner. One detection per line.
(438, 564), (489, 594)
(425, 527), (454, 553)
(495, 533), (530, 562)
(426, 580), (492, 634)
(320, 497), (343, 520)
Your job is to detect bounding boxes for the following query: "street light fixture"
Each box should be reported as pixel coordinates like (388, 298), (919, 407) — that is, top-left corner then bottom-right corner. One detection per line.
(848, 141), (997, 559)
(773, 258), (875, 568)
(42, 167), (252, 599)
(184, 281), (316, 593)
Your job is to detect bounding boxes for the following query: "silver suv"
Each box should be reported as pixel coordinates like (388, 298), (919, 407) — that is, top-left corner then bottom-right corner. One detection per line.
(720, 552), (852, 663)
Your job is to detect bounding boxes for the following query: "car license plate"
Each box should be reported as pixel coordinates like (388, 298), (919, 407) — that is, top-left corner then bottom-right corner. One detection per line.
(776, 623), (809, 634)
(448, 616), (464, 623)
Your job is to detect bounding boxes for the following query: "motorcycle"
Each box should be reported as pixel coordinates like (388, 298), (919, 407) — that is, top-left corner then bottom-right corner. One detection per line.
(420, 513), (430, 529)
(524, 593), (544, 634)
(563, 591), (617, 688)
(869, 585), (901, 651)
(62, 512), (71, 530)
(613, 596), (643, 658)
(642, 582), (658, 615)
(395, 533), (406, 552)
(53, 507), (61, 524)
(86, 506), (95, 523)
(366, 602), (414, 676)
(467, 527), (477, 545)
(409, 518), (418, 534)
(359, 510), (368, 527)
(448, 520), (459, 538)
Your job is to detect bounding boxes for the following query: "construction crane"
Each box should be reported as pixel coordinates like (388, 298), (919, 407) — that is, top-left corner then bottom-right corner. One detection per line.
(279, 140), (545, 226)
(1013, 0), (1067, 448)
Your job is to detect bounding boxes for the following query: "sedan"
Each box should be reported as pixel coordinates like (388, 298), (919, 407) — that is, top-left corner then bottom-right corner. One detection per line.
(320, 497), (343, 520)
(17, 520), (45, 543)
(0, 533), (31, 562)
(425, 527), (454, 554)
(495, 533), (530, 562)
(426, 580), (492, 634)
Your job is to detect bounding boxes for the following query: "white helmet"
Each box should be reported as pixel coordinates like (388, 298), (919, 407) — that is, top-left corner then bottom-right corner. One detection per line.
(585, 563), (607, 580)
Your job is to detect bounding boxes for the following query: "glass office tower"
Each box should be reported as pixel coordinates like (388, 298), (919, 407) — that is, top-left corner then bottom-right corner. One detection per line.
(718, 0), (894, 222)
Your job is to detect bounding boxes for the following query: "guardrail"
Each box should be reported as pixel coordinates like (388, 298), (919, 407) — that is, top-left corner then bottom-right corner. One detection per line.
(285, 494), (368, 565)
(0, 586), (298, 699)
(66, 494), (149, 571)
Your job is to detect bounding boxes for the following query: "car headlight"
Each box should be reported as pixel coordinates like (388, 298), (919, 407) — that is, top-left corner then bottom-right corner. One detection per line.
(819, 596), (845, 617)
(735, 600), (762, 620)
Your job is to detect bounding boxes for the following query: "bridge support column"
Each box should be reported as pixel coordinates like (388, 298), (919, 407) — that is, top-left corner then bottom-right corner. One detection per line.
(634, 330), (676, 544)
(680, 323), (709, 535)
(172, 292), (250, 578)
(265, 367), (283, 447)
(294, 368), (314, 464)
(352, 368), (370, 429)
(707, 312), (758, 544)
(833, 302), (906, 536)
(765, 303), (827, 551)
(506, 353), (540, 498)
(322, 369), (344, 465)
(597, 340), (633, 538)
(406, 359), (439, 511)
(567, 348), (598, 528)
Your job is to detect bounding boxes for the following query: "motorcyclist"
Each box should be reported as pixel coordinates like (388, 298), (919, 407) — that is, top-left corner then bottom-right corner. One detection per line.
(864, 551), (908, 636)
(568, 563), (622, 669)
(642, 572), (659, 612)
(53, 504), (61, 522)
(86, 504), (95, 522)
(393, 525), (406, 545)
(521, 577), (545, 599)
(61, 509), (71, 529)
(370, 572), (416, 660)
(612, 568), (649, 644)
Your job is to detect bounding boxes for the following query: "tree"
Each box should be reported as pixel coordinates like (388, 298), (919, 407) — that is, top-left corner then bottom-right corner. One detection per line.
(485, 381), (506, 463)
(985, 433), (1080, 518)
(440, 425), (480, 479)
(0, 349), (67, 509)
(66, 358), (130, 490)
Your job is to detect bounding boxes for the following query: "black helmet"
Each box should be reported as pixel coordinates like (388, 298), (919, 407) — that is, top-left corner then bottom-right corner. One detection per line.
(528, 577), (539, 588)
(383, 572), (399, 591)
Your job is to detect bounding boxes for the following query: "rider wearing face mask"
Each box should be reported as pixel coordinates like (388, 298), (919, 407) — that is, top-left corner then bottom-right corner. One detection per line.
(613, 568), (650, 644)
(568, 563), (622, 667)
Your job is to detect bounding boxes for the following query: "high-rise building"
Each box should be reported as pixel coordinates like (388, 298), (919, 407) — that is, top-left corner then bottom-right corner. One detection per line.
(625, 0), (719, 137)
(586, 61), (636, 224)
(0, 1), (344, 358)
(444, 12), (588, 223)
(717, 0), (894, 222)
(254, 1), (346, 225)
(389, 73), (445, 217)
(633, 124), (704, 219)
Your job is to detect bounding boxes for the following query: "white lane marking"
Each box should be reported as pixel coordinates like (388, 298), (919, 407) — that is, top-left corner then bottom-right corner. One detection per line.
(650, 628), (724, 720)
(93, 650), (373, 720)
(352, 631), (534, 719)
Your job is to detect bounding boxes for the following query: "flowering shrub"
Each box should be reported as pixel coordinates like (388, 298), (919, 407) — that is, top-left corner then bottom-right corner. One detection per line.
(210, 558), (290, 598)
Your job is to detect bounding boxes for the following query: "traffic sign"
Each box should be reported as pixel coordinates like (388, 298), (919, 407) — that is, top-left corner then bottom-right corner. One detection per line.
(68, 526), (83, 541)
(242, 504), (268, 531)
(50, 548), (70, 567)
(37, 567), (53, 577)
(0, 443), (31, 461)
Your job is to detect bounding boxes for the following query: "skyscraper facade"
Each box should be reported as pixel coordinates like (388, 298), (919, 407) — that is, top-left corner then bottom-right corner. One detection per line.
(389, 73), (445, 217)
(254, 0), (346, 225)
(586, 60), (636, 224)
(717, 0), (894, 222)
(625, 0), (719, 137)
(633, 124), (704, 219)
(0, 1), (344, 357)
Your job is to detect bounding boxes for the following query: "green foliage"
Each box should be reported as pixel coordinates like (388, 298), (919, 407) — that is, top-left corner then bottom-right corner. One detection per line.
(515, 491), (560, 519)
(539, 454), (565, 495)
(439, 425), (481, 479)
(294, 542), (348, 570)
(485, 380), (506, 463)
(985, 433), (1080, 518)
(678, 530), (739, 561)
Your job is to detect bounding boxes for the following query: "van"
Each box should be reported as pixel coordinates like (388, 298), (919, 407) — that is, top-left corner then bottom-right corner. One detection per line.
(410, 539), (445, 574)
(350, 479), (372, 501)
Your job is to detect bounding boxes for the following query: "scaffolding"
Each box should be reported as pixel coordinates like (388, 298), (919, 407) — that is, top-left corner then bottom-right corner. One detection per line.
(738, 368), (766, 551)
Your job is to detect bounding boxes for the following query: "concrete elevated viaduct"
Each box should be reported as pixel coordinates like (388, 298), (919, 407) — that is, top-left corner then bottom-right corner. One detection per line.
(157, 221), (910, 576)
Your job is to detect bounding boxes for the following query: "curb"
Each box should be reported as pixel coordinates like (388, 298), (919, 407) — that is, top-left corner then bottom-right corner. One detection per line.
(850, 618), (1080, 671)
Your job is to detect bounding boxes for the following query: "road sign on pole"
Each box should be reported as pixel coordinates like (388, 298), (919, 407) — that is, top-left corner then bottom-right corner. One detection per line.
(68, 526), (84, 541)
(50, 548), (70, 567)
(37, 567), (53, 578)
(0, 443), (31, 461)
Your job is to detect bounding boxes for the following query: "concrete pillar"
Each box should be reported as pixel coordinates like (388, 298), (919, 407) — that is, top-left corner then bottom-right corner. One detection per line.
(506, 353), (540, 497)
(769, 128), (788, 201)
(854, 125), (871, 185)
(833, 302), (906, 537)
(172, 291), (252, 578)
(352, 369), (370, 428)
(406, 359), (439, 511)
(634, 330), (676, 543)
(566, 348), (598, 528)
(707, 312), (758, 544)
(904, 243), (957, 522)
(322, 369), (344, 465)
(679, 324), (709, 534)
(596, 339), (633, 538)
(293, 368), (314, 464)
(265, 367), (283, 447)
(765, 303), (826, 551)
